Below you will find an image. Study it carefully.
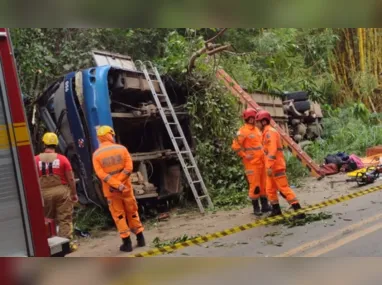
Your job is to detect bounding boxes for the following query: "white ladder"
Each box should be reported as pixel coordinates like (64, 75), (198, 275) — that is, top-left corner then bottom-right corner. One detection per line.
(136, 61), (213, 213)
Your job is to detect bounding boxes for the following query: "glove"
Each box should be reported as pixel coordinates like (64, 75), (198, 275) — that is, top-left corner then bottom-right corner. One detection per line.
(110, 184), (127, 193)
(267, 168), (273, 177)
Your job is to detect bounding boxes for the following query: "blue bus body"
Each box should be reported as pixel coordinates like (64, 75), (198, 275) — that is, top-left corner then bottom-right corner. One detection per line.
(35, 64), (189, 208)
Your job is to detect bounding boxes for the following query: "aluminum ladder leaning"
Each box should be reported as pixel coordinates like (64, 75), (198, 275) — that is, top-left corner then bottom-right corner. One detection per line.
(136, 60), (213, 214)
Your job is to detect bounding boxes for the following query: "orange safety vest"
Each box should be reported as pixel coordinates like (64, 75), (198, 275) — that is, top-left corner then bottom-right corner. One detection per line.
(262, 125), (286, 171)
(92, 141), (133, 197)
(232, 123), (264, 167)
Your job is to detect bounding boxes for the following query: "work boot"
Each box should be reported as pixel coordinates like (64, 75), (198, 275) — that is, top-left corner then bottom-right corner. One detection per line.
(292, 203), (306, 220)
(268, 204), (282, 217)
(136, 232), (146, 247)
(120, 236), (133, 252)
(260, 197), (271, 213)
(252, 200), (262, 216)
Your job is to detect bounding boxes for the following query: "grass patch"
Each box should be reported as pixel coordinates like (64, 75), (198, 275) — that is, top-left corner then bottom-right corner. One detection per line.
(74, 205), (114, 233)
(152, 234), (200, 248)
(211, 191), (250, 210)
(272, 212), (333, 228)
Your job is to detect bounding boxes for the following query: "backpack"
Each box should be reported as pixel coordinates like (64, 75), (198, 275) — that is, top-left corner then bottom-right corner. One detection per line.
(324, 155), (344, 170)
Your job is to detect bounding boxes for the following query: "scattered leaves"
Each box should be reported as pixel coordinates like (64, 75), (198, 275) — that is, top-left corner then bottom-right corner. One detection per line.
(152, 234), (200, 248)
(272, 212), (333, 228)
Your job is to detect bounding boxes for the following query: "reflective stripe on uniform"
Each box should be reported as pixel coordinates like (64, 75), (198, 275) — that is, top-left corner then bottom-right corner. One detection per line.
(268, 155), (276, 160)
(245, 146), (262, 151)
(104, 175), (112, 182)
(109, 169), (123, 175)
(122, 170), (131, 176)
(93, 145), (125, 157)
(245, 169), (254, 175)
(274, 171), (286, 177)
(104, 168), (126, 181)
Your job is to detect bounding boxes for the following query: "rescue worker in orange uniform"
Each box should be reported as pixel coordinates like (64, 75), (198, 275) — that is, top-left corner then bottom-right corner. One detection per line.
(255, 110), (305, 219)
(232, 108), (271, 216)
(35, 132), (78, 251)
(92, 126), (145, 252)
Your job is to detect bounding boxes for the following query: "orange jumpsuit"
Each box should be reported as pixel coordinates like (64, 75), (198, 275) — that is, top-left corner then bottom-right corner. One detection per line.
(92, 134), (144, 239)
(232, 123), (266, 200)
(262, 125), (299, 205)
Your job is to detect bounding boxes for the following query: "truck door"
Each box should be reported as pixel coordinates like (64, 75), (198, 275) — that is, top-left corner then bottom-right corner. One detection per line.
(0, 28), (49, 257)
(0, 51), (33, 256)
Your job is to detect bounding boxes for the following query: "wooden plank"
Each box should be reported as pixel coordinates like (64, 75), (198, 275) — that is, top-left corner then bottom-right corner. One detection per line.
(124, 76), (161, 92)
(135, 193), (159, 199)
(130, 150), (176, 161)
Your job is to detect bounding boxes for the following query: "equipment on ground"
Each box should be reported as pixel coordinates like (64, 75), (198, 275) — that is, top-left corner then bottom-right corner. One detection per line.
(137, 61), (213, 214)
(329, 166), (381, 188)
(216, 69), (324, 179)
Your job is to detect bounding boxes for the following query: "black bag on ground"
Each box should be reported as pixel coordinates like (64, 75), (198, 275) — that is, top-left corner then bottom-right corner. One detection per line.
(324, 154), (344, 171)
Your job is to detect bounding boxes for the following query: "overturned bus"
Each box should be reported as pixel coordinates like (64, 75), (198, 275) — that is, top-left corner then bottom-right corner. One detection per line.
(33, 51), (193, 213)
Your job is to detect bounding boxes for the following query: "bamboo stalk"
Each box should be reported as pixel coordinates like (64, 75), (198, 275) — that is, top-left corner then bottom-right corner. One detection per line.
(373, 28), (378, 78)
(378, 28), (382, 77)
(344, 29), (356, 72)
(358, 28), (365, 72)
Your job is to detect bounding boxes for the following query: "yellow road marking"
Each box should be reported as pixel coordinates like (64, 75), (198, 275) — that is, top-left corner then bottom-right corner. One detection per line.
(304, 221), (382, 257)
(129, 185), (382, 257)
(276, 212), (382, 257)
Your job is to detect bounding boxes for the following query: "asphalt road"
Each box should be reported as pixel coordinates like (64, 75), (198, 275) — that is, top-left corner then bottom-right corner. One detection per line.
(162, 187), (382, 257)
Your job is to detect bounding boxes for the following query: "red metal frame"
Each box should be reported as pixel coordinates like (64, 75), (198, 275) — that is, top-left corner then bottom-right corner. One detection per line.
(217, 68), (324, 179)
(0, 28), (50, 256)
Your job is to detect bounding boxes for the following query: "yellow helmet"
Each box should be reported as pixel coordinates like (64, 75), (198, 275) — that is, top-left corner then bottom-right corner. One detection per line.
(96, 125), (115, 137)
(42, 132), (59, 146)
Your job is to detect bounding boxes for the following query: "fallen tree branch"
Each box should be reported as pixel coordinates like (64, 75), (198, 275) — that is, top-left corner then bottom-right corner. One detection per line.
(205, 28), (228, 44)
(188, 28), (229, 74)
(206, 44), (232, 56)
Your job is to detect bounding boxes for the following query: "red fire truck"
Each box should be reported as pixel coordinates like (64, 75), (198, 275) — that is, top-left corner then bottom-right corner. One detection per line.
(0, 28), (70, 257)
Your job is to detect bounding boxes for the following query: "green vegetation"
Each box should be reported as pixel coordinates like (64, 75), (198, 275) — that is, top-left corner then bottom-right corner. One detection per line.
(152, 234), (200, 248)
(73, 206), (113, 232)
(272, 212), (333, 228)
(11, 28), (382, 210)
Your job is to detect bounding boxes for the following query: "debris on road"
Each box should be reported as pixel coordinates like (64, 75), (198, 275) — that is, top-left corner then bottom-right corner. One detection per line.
(272, 212), (333, 228)
(152, 234), (200, 248)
